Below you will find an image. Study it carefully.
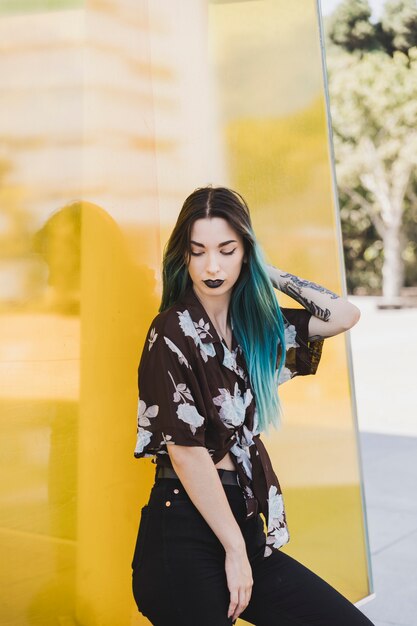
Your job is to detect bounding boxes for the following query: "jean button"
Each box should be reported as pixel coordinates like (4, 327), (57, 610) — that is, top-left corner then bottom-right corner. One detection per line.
(173, 488), (179, 494)
(165, 500), (171, 507)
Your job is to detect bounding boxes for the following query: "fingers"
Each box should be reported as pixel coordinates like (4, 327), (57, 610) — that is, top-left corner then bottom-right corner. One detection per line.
(227, 588), (239, 619)
(230, 589), (247, 622)
(228, 585), (252, 622)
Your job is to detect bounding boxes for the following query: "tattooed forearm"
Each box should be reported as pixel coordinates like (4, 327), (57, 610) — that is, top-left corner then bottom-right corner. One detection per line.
(283, 281), (331, 321)
(267, 265), (340, 321)
(266, 264), (361, 333)
(278, 271), (340, 300)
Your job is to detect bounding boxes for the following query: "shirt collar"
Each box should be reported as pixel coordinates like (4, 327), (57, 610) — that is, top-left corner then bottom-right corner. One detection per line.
(177, 283), (235, 347)
(177, 283), (247, 382)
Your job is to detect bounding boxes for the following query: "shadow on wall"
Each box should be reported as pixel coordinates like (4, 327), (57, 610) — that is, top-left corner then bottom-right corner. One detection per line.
(1, 199), (159, 625)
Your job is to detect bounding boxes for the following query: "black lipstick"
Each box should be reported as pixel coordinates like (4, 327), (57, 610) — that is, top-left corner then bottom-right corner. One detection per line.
(203, 279), (224, 289)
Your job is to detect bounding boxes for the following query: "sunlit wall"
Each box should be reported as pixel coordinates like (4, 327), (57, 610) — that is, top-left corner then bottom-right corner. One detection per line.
(0, 0), (372, 624)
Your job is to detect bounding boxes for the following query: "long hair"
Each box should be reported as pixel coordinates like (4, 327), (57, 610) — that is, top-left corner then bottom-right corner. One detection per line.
(159, 185), (287, 434)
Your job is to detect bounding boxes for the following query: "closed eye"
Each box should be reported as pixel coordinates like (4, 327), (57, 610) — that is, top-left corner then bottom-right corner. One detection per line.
(190, 249), (236, 256)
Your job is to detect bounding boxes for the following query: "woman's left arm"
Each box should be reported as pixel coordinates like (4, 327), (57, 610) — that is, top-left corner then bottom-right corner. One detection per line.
(266, 264), (361, 340)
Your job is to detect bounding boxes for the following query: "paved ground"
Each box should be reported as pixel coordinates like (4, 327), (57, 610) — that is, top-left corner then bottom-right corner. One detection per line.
(349, 296), (417, 437)
(348, 297), (417, 626)
(357, 433), (417, 626)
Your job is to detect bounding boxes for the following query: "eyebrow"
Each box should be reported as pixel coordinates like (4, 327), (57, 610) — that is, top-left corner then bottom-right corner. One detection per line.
(190, 239), (237, 248)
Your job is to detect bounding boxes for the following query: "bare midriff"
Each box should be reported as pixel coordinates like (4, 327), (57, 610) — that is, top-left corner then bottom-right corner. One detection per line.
(214, 450), (236, 470)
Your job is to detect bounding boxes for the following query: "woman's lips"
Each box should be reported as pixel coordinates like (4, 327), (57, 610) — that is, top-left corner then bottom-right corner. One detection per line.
(203, 279), (224, 288)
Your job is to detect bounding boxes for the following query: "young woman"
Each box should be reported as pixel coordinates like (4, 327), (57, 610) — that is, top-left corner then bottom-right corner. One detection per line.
(131, 186), (374, 626)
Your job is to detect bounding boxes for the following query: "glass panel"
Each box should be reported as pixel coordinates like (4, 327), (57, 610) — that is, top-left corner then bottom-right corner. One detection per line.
(0, 3), (84, 626)
(207, 0), (373, 608)
(0, 0), (372, 624)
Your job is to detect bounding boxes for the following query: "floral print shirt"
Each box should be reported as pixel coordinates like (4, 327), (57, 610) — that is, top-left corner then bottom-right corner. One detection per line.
(134, 284), (325, 558)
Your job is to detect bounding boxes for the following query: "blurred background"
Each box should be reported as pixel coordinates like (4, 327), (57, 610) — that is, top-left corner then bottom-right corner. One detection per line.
(321, 1), (417, 625)
(0, 0), (415, 625)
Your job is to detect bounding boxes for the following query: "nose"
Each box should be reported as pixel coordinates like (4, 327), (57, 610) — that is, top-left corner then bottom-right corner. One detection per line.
(206, 253), (221, 274)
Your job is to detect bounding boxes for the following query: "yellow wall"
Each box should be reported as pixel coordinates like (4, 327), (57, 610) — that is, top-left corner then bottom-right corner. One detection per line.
(0, 1), (372, 624)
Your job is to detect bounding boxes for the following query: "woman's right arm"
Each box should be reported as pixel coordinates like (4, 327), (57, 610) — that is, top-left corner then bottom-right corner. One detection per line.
(167, 445), (253, 622)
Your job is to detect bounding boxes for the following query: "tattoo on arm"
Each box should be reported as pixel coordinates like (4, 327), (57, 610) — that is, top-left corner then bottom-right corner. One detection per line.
(279, 272), (340, 300)
(270, 269), (339, 321)
(283, 281), (332, 322)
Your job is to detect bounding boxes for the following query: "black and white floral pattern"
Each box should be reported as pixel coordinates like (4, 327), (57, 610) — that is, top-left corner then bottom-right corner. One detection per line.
(164, 335), (191, 369)
(134, 285), (325, 558)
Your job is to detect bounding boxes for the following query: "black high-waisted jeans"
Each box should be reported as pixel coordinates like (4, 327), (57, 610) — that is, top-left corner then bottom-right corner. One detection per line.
(131, 470), (375, 626)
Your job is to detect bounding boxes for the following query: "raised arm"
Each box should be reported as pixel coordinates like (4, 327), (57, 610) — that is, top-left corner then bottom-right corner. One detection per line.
(266, 264), (361, 340)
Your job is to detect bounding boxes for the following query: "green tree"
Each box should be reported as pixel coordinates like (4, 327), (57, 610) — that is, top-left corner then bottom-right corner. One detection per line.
(327, 0), (378, 51)
(325, 0), (417, 299)
(380, 0), (417, 53)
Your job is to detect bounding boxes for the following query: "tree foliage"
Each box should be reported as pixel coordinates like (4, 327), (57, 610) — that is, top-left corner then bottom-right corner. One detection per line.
(327, 0), (378, 52)
(324, 0), (417, 296)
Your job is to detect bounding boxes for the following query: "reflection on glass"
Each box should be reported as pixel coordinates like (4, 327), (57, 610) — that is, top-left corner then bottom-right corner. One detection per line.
(0, 1), (372, 624)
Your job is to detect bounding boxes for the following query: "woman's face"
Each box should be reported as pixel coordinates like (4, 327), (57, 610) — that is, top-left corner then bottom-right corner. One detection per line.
(185, 217), (246, 298)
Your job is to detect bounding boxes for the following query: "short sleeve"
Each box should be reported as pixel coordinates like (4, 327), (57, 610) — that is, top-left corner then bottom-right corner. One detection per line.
(276, 307), (325, 386)
(133, 315), (207, 459)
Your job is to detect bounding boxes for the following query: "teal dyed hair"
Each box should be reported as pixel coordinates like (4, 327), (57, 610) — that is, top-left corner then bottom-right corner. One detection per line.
(159, 185), (287, 434)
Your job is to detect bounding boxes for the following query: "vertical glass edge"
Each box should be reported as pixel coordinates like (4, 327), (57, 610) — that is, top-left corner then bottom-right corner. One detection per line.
(314, 0), (375, 598)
